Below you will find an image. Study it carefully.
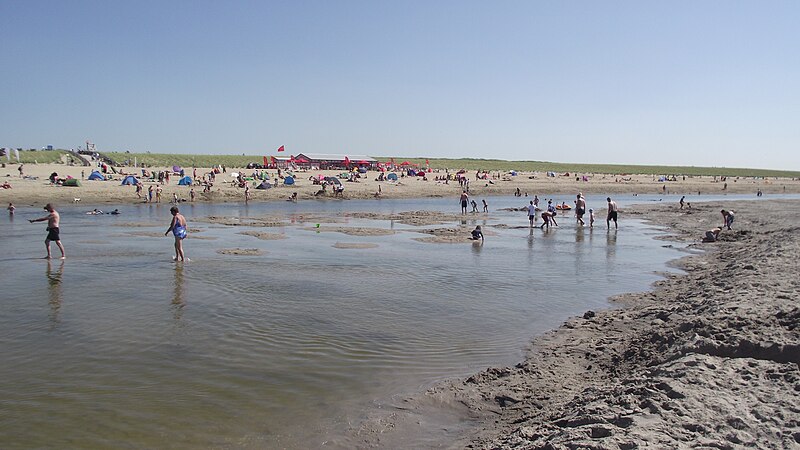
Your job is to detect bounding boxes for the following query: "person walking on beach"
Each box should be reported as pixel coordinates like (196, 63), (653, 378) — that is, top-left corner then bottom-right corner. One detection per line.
(575, 193), (586, 226)
(7, 202), (15, 215)
(18, 164), (24, 177)
(588, 208), (595, 228)
(148, 185), (154, 203)
(165, 206), (188, 261)
(679, 196), (686, 209)
(245, 184), (251, 203)
(470, 199), (478, 213)
(527, 200), (537, 227)
(156, 185), (163, 203)
(606, 197), (619, 229)
(482, 199), (488, 212)
(28, 203), (65, 259)
(460, 191), (469, 214)
(190, 188), (195, 202)
(721, 209), (734, 230)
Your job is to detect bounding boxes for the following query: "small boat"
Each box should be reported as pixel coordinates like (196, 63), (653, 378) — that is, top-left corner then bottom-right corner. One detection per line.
(555, 204), (572, 211)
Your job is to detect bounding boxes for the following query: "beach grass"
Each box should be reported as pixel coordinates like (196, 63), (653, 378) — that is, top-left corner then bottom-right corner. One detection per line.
(21, 150), (799, 178)
(12, 150), (71, 164)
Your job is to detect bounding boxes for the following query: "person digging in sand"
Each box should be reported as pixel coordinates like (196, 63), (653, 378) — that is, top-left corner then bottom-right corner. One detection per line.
(29, 203), (65, 259)
(703, 227), (722, 242)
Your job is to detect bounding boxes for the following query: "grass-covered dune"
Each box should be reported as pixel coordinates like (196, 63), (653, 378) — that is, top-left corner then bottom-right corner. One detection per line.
(10, 150), (799, 178)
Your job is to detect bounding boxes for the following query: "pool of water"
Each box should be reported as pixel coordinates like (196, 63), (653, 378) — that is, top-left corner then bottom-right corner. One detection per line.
(0, 193), (766, 448)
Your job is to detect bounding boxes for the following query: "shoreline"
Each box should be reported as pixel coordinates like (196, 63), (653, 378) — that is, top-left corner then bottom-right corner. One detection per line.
(3, 163), (800, 207)
(351, 199), (800, 448)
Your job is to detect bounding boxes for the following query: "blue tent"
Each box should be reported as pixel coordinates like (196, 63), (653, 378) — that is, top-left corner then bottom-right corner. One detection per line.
(121, 175), (139, 185)
(283, 176), (295, 185)
(387, 173), (398, 181)
(178, 176), (193, 185)
(88, 171), (105, 181)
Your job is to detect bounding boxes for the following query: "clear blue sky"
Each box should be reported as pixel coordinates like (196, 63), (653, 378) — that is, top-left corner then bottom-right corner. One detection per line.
(2, 1), (798, 170)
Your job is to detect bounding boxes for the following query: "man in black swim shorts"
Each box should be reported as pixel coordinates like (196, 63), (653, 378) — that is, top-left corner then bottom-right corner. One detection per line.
(29, 203), (66, 259)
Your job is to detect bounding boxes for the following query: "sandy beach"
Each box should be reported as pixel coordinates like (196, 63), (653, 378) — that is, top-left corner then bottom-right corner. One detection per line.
(3, 160), (798, 448)
(353, 199), (800, 448)
(2, 161), (799, 206)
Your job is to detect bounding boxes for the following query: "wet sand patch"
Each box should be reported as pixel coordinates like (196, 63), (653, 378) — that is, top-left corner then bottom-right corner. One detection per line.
(411, 226), (496, 243)
(110, 221), (161, 228)
(332, 242), (379, 249)
(346, 210), (481, 226)
(239, 231), (288, 240)
(217, 248), (263, 256)
(303, 226), (394, 236)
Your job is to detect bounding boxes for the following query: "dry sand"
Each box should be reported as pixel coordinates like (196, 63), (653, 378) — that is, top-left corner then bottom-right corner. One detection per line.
(352, 199), (800, 449)
(2, 162), (799, 206)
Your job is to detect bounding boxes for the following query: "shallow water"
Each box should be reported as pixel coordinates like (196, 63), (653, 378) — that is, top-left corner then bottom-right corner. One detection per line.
(0, 193), (744, 448)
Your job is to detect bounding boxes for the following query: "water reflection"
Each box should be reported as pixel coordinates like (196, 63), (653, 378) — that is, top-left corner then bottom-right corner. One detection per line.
(172, 264), (185, 320)
(471, 240), (483, 254)
(46, 260), (64, 325)
(606, 229), (617, 260)
(575, 227), (585, 243)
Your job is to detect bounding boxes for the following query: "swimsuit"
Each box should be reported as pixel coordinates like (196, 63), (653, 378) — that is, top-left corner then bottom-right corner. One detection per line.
(172, 225), (187, 239)
(46, 226), (60, 241)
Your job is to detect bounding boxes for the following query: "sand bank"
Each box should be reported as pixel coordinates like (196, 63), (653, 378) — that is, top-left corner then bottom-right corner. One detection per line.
(2, 162), (799, 206)
(352, 199), (800, 449)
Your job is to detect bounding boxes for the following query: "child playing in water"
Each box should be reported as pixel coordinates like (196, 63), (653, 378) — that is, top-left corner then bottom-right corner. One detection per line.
(588, 208), (594, 228)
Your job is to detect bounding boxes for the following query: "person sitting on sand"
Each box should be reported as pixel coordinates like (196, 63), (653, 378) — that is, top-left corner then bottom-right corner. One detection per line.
(721, 209), (734, 230)
(470, 225), (484, 241)
(703, 227), (722, 242)
(1, 181), (11, 189)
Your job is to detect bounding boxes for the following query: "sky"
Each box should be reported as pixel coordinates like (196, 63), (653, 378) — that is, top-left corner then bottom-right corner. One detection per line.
(1, 1), (798, 170)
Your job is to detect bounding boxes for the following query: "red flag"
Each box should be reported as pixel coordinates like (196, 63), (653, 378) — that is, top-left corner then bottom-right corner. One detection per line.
(426, 159), (429, 165)
(263, 156), (268, 166)
(290, 155), (295, 162)
(277, 145), (285, 152)
(270, 156), (276, 163)
(344, 156), (350, 166)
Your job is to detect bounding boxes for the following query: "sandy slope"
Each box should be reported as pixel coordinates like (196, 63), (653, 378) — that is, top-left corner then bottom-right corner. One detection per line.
(352, 200), (800, 449)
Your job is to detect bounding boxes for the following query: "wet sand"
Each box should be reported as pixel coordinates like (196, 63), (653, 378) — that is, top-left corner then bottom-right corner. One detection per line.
(352, 199), (800, 449)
